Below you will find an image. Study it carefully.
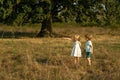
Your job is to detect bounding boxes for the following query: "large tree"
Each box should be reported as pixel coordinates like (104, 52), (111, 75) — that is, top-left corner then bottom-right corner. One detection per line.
(0, 0), (78, 37)
(37, 0), (78, 37)
(0, 0), (120, 37)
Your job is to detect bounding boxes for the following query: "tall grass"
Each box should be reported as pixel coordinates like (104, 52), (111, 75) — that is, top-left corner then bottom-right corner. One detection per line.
(0, 26), (120, 80)
(0, 37), (120, 80)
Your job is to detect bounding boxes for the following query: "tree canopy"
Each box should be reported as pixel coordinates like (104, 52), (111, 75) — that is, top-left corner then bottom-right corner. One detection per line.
(0, 0), (120, 26)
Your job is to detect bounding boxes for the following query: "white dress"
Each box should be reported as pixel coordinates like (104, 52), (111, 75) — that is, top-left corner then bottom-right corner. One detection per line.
(71, 41), (82, 57)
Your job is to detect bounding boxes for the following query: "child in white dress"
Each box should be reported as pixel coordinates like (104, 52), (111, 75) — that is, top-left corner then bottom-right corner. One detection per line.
(71, 34), (82, 64)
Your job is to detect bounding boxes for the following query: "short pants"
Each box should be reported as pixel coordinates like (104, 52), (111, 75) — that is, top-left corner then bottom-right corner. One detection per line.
(86, 52), (91, 58)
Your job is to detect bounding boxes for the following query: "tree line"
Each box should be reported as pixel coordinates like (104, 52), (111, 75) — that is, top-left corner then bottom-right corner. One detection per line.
(0, 0), (120, 37)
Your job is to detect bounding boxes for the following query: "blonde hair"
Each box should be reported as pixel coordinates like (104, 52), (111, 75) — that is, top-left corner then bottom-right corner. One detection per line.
(85, 34), (92, 40)
(74, 34), (80, 41)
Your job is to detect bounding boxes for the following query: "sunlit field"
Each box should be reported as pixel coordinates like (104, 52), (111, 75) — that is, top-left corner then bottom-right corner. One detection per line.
(0, 25), (120, 80)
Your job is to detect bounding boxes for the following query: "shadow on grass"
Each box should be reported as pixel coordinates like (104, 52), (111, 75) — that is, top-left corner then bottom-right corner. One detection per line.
(36, 58), (48, 64)
(0, 31), (38, 38)
(0, 30), (71, 39)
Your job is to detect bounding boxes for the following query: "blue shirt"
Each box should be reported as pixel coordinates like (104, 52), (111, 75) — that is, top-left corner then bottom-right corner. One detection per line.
(85, 40), (92, 52)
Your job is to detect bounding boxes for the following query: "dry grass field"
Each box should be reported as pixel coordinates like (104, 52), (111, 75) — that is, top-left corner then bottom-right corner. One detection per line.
(0, 25), (120, 80)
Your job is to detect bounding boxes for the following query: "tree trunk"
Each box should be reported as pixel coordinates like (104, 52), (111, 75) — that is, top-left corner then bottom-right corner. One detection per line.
(37, 17), (53, 37)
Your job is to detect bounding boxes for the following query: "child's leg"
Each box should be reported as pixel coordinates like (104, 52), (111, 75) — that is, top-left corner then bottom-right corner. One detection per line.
(86, 52), (91, 66)
(87, 58), (91, 66)
(74, 57), (79, 64)
(77, 57), (80, 64)
(74, 57), (77, 64)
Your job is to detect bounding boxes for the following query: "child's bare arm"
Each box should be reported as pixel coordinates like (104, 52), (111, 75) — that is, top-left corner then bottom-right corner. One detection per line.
(90, 45), (93, 54)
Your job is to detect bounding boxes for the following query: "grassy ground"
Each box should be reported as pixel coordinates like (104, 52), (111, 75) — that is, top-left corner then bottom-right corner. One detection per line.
(0, 26), (120, 80)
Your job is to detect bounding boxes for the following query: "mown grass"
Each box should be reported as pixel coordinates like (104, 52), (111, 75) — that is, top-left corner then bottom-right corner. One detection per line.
(0, 26), (120, 80)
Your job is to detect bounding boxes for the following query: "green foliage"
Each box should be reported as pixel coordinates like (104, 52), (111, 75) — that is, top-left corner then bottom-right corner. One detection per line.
(0, 0), (13, 21)
(105, 1), (120, 26)
(13, 13), (26, 26)
(31, 7), (44, 23)
(0, 0), (120, 27)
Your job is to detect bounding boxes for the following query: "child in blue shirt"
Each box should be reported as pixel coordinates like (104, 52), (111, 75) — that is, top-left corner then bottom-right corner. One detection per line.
(85, 34), (93, 66)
